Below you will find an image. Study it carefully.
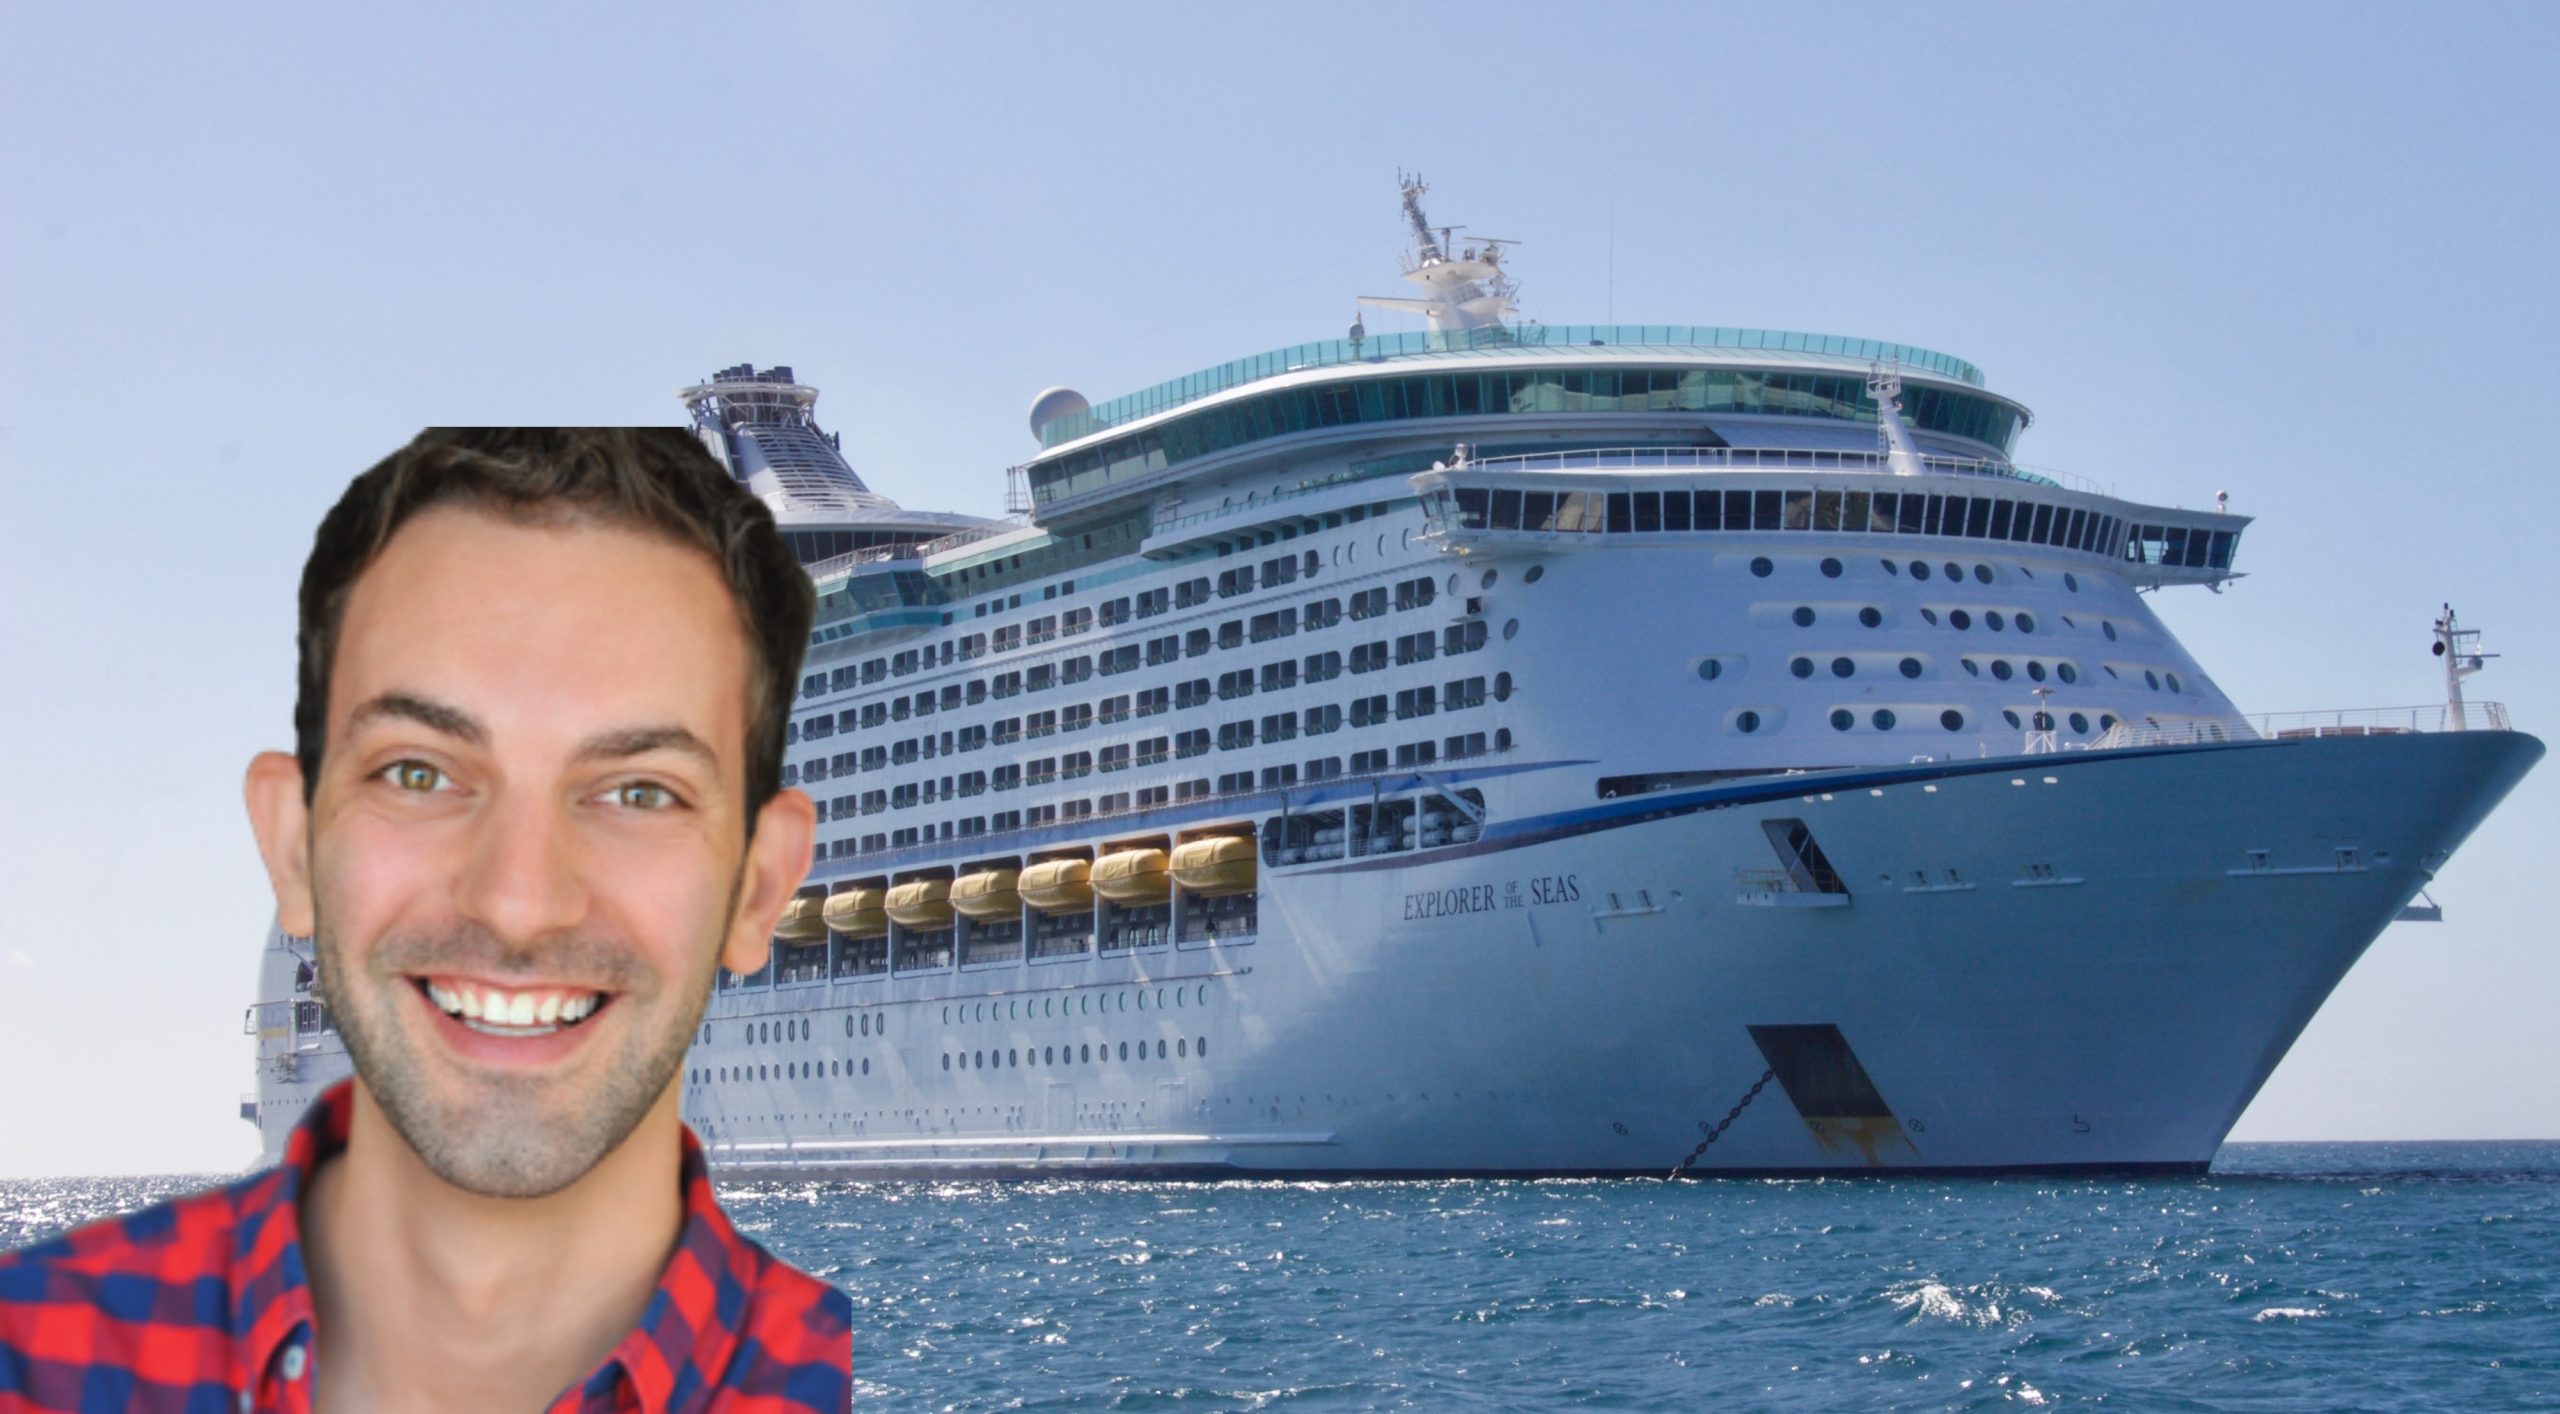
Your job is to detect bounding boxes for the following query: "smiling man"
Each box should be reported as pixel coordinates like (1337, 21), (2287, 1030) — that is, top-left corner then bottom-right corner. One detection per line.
(0, 430), (851, 1411)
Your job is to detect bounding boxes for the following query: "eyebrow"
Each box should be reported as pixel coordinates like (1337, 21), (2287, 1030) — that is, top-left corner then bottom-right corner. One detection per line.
(344, 693), (721, 775)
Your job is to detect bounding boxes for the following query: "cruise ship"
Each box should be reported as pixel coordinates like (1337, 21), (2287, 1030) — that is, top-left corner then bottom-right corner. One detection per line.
(242, 182), (2542, 1177)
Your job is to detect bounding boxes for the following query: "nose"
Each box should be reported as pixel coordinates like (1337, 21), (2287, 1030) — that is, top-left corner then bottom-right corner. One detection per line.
(454, 786), (590, 947)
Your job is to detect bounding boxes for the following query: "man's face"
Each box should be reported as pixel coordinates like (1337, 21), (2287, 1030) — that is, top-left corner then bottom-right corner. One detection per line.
(284, 506), (786, 1197)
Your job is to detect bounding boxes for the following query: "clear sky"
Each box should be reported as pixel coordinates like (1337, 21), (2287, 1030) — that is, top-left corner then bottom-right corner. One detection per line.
(2, 2), (2554, 1178)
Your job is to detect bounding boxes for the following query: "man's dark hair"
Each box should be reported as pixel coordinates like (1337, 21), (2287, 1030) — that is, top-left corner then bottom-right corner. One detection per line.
(294, 428), (815, 823)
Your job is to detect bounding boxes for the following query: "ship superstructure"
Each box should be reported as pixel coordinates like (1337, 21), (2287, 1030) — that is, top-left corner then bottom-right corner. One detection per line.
(244, 183), (2540, 1176)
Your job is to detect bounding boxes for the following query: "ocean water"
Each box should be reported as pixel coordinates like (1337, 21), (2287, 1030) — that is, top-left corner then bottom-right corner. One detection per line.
(6, 1144), (2556, 1410)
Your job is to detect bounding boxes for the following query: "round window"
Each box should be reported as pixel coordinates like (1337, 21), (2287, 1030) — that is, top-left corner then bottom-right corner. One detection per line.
(2027, 661), (2047, 682)
(1910, 561), (1932, 581)
(2103, 621), (2118, 641)
(1481, 569), (1498, 590)
(1524, 564), (1544, 584)
(2064, 572), (2080, 592)
(1830, 709), (1854, 732)
(2058, 663), (2078, 684)
(1820, 557), (1843, 579)
(1986, 611), (2006, 631)
(1831, 657), (1855, 678)
(2069, 712), (2090, 734)
(2016, 613), (2036, 634)
(2002, 709), (2022, 728)
(1921, 608), (1940, 625)
(2100, 714), (2118, 731)
(846, 1015), (856, 1037)
(2033, 712), (2055, 731)
(1736, 710), (1762, 734)
(2167, 672), (2184, 693)
(2145, 670), (2160, 690)
(1793, 606), (1816, 627)
(1750, 557), (1774, 578)
(1872, 709), (1897, 730)
(1503, 618), (1520, 640)
(1859, 607), (1882, 628)
(1949, 610), (1972, 631)
(1943, 563), (1962, 582)
(1881, 559), (1901, 576)
(1697, 659), (1721, 682)
(1790, 657), (1814, 679)
(1973, 564), (1993, 584)
(1941, 710), (1965, 731)
(1991, 660), (2013, 681)
(1899, 657), (1923, 679)
(1496, 671), (1515, 700)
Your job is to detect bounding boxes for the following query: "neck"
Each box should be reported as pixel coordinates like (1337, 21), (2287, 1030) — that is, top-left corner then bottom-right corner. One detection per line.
(302, 1082), (686, 1412)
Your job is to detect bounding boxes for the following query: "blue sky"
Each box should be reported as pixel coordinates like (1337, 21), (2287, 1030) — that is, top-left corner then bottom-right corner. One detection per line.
(2, 2), (2554, 1176)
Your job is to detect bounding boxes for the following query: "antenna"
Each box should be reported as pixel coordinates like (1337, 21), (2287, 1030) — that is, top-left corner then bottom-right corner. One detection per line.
(1866, 361), (1926, 477)
(2432, 604), (2497, 730)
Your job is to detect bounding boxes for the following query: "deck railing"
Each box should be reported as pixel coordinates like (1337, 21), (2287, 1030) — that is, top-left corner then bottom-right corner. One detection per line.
(2090, 702), (2511, 751)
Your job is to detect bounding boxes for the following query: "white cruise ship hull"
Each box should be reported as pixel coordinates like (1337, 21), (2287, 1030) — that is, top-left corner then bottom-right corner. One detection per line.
(680, 729), (2540, 1176)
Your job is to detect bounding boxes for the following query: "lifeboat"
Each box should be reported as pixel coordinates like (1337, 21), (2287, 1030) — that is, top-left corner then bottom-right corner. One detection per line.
(950, 868), (1022, 921)
(774, 896), (827, 941)
(885, 877), (954, 929)
(821, 887), (887, 938)
(1170, 836), (1257, 896)
(1091, 847), (1171, 904)
(1019, 858), (1095, 913)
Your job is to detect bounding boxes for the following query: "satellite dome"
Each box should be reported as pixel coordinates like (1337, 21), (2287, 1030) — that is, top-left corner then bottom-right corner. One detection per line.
(1028, 386), (1091, 441)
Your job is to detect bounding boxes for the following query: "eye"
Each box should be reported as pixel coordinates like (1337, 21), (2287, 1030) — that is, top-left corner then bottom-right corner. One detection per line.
(381, 760), (450, 793)
(607, 781), (682, 811)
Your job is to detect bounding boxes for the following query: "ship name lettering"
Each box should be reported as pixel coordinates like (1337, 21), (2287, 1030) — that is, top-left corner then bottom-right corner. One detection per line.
(1402, 884), (1501, 920)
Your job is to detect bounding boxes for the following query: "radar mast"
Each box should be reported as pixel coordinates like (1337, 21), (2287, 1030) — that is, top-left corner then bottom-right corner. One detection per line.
(1357, 174), (1519, 342)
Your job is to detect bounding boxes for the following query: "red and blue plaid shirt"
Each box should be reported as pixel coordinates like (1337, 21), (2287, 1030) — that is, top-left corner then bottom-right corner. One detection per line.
(0, 1081), (850, 1412)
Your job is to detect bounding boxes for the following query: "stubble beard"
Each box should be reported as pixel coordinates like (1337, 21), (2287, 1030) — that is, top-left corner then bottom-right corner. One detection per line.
(313, 890), (730, 1200)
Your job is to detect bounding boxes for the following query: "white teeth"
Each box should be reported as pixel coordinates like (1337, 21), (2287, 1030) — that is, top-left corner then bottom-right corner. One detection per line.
(426, 982), (603, 1032)
(562, 994), (598, 1022)
(536, 994), (563, 1025)
(505, 992), (536, 1026)
(458, 987), (484, 1020)
(427, 982), (461, 1015)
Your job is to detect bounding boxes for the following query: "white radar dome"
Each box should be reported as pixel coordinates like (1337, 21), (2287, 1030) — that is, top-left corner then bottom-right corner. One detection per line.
(1028, 386), (1091, 441)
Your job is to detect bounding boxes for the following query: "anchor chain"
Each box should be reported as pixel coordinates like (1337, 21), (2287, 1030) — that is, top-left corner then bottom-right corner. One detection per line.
(1668, 1068), (1776, 1179)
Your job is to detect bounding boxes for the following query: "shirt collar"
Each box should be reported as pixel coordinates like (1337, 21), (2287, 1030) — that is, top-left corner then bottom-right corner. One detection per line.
(231, 1079), (762, 1414)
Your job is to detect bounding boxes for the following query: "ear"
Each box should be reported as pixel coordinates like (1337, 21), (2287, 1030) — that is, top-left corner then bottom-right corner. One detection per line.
(244, 751), (318, 937)
(721, 786), (816, 976)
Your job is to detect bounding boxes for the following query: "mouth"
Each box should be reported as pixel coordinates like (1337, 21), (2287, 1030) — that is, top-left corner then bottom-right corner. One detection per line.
(412, 976), (612, 1039)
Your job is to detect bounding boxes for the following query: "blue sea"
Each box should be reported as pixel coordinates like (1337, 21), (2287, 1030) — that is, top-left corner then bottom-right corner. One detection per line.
(7, 1143), (2556, 1410)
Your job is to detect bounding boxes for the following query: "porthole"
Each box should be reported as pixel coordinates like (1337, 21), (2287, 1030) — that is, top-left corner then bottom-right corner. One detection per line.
(1198, 1036), (1208, 1058)
(861, 1058), (869, 1075)
(2168, 672), (2184, 693)
(1157, 988), (1167, 1009)
(1045, 1046), (1054, 1064)
(1881, 559), (1901, 576)
(942, 1054), (951, 1071)
(1872, 709), (1897, 730)
(1081, 1044), (1091, 1062)
(1118, 1042), (1129, 1061)
(1949, 609), (1972, 631)
(2057, 663), (2078, 684)
(2033, 712), (2056, 731)
(1749, 556), (1774, 578)
(1009, 1049), (1018, 1067)
(1137, 990), (1147, 1011)
(1196, 985), (1207, 1006)
(1179, 1038), (1189, 1057)
(1831, 657), (1855, 679)
(1820, 557), (1843, 578)
(1941, 709), (1966, 731)
(1736, 710), (1762, 734)
(941, 1006), (950, 1024)
(1495, 671), (1514, 700)
(1986, 611), (2006, 631)
(1503, 618), (1520, 641)
(1973, 564), (1993, 584)
(1524, 564), (1544, 584)
(2099, 713), (2118, 731)
(1910, 561), (1932, 581)
(847, 1015), (857, 1037)
(1790, 657), (1814, 679)
(1698, 659), (1722, 682)
(1899, 657), (1923, 679)
(1962, 659), (1981, 677)
(1920, 608), (1939, 625)
(974, 1051), (983, 1068)
(2016, 613), (2036, 634)
(1859, 607), (1882, 628)
(1496, 727), (1513, 751)
(2064, 572), (2080, 592)
(1991, 660), (2013, 681)
(1792, 606), (1816, 627)
(1447, 573), (1460, 596)
(2103, 621), (2118, 641)
(1943, 562), (1962, 582)
(2026, 661), (2047, 683)
(702, 1025), (711, 1043)
(2145, 670), (2160, 690)
(2069, 712), (2090, 734)
(1157, 1040), (1169, 1059)
(1481, 569), (1498, 590)
(2002, 709), (2022, 729)
(1830, 708), (1855, 732)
